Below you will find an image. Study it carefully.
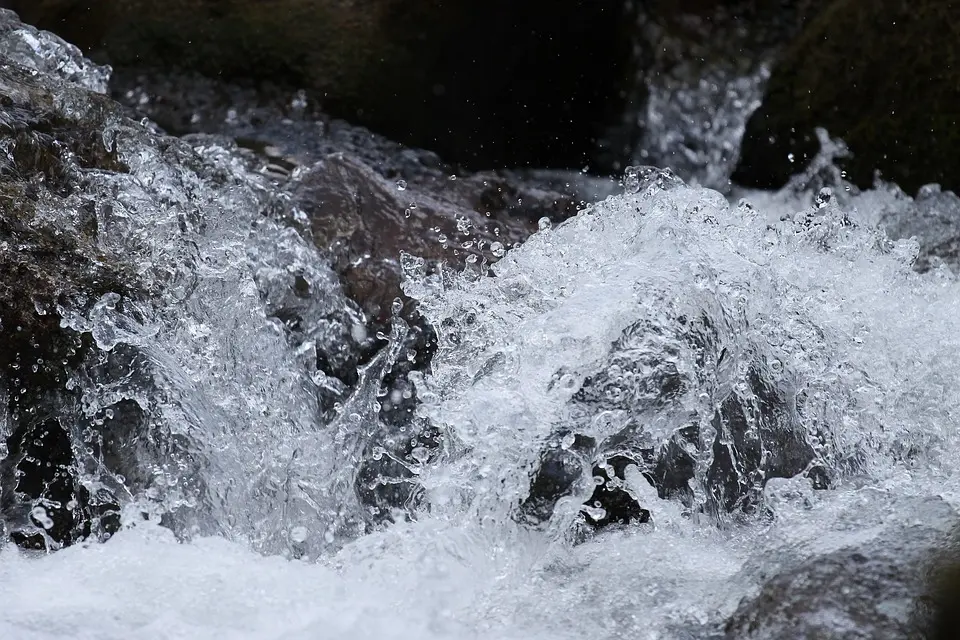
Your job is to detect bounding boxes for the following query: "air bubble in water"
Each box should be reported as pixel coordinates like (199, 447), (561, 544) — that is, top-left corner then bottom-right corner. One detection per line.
(582, 504), (607, 521)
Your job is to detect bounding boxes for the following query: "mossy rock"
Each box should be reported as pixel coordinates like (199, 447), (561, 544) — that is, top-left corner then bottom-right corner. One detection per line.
(11, 0), (635, 171)
(733, 0), (960, 195)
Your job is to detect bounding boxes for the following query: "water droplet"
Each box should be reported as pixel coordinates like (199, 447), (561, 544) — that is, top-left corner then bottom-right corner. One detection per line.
(396, 179), (407, 191)
(558, 373), (578, 391)
(290, 526), (309, 543)
(582, 504), (607, 521)
(815, 187), (833, 208)
(31, 506), (54, 530)
(538, 217), (552, 232)
(490, 242), (505, 258)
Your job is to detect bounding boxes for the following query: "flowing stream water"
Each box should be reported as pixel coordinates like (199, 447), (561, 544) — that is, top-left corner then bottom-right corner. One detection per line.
(2, 11), (960, 640)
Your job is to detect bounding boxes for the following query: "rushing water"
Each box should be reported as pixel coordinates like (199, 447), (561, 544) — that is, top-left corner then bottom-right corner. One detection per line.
(3, 11), (960, 640)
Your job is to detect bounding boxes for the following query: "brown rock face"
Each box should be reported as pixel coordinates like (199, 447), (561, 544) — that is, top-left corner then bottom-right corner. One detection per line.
(288, 156), (585, 327)
(11, 0), (635, 171)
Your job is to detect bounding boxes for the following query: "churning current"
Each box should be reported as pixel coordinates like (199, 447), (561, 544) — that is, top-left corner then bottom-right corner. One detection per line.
(2, 10), (960, 640)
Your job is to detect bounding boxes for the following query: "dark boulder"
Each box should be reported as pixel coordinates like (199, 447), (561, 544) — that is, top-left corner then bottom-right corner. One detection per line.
(734, 0), (960, 195)
(0, 16), (137, 548)
(724, 500), (959, 638)
(520, 309), (819, 532)
(11, 0), (635, 171)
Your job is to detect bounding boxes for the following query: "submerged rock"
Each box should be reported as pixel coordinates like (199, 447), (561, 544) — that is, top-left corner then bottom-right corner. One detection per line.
(0, 13), (137, 548)
(734, 0), (960, 195)
(724, 500), (960, 638)
(521, 310), (818, 530)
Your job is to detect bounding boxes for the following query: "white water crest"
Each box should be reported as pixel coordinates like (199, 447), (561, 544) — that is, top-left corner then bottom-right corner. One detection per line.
(3, 11), (960, 639)
(5, 164), (960, 637)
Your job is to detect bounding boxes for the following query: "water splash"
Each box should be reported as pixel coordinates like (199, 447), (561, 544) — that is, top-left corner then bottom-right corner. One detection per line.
(638, 66), (770, 191)
(406, 167), (959, 535)
(5, 12), (960, 639)
(0, 9), (110, 93)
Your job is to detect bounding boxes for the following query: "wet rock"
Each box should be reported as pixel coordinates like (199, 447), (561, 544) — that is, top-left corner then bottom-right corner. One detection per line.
(12, 0), (635, 171)
(0, 13), (137, 548)
(522, 309), (818, 531)
(873, 184), (960, 274)
(0, 10), (365, 549)
(105, 65), (623, 530)
(724, 506), (960, 639)
(107, 71), (618, 332)
(734, 0), (960, 195)
(284, 141), (610, 525)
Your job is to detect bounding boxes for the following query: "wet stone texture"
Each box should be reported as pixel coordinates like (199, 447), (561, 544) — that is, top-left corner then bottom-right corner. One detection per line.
(724, 500), (960, 639)
(521, 309), (819, 531)
(0, 9), (369, 548)
(0, 17), (135, 547)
